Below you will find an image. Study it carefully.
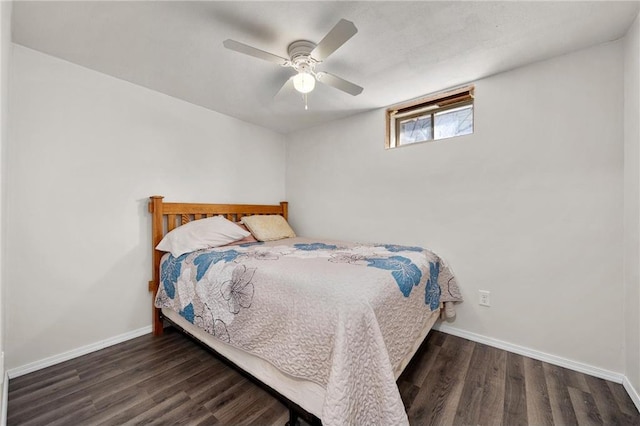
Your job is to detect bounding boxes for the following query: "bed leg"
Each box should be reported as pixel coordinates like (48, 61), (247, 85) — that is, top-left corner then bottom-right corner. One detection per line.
(285, 408), (299, 426)
(153, 307), (164, 336)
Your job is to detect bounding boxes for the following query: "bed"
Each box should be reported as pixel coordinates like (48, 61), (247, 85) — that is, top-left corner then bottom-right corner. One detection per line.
(147, 195), (462, 425)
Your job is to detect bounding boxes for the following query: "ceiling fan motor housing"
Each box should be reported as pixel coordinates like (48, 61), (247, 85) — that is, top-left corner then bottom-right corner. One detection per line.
(287, 40), (316, 60)
(287, 40), (319, 74)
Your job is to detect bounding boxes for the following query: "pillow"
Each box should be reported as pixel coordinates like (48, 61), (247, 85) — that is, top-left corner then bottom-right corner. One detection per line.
(225, 223), (259, 246)
(156, 216), (251, 257)
(241, 215), (296, 241)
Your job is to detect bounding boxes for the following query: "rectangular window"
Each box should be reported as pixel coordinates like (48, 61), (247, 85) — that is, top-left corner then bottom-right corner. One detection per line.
(386, 85), (474, 149)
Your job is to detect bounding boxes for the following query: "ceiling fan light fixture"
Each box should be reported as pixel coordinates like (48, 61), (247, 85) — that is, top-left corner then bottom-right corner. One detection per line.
(293, 72), (316, 93)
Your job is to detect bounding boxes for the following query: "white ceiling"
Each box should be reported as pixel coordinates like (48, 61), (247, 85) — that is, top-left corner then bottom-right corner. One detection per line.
(11, 1), (640, 134)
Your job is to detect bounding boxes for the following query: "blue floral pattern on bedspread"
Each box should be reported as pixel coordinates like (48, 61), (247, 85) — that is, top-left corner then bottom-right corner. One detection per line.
(193, 249), (241, 281)
(365, 256), (422, 297)
(179, 303), (195, 323)
(160, 253), (187, 299)
(294, 242), (338, 251)
(425, 262), (441, 310)
(377, 244), (424, 253)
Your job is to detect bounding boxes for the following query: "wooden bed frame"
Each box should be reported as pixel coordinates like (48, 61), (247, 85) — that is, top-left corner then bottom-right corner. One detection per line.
(147, 195), (288, 336)
(147, 195), (443, 425)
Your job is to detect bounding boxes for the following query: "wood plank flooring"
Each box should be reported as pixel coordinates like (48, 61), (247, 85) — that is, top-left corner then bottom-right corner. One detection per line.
(7, 327), (640, 425)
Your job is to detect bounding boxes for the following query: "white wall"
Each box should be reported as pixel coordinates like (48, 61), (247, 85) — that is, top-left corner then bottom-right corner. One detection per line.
(6, 45), (286, 370)
(287, 41), (625, 373)
(0, 0), (12, 390)
(624, 12), (640, 394)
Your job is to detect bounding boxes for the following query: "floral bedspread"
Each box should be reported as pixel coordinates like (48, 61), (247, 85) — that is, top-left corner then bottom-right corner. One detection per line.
(155, 237), (461, 425)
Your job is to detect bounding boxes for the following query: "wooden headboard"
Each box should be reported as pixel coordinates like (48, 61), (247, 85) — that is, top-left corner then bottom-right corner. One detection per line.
(148, 195), (289, 335)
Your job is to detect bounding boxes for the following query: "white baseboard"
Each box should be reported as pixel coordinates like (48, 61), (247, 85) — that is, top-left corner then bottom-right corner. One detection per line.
(7, 326), (152, 379)
(433, 322), (625, 384)
(623, 376), (640, 413)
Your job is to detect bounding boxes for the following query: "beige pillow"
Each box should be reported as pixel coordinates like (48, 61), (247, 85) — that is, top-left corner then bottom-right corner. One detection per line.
(241, 215), (296, 241)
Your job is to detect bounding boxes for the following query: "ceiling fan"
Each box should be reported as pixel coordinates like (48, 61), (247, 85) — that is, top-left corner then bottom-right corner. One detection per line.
(223, 19), (363, 108)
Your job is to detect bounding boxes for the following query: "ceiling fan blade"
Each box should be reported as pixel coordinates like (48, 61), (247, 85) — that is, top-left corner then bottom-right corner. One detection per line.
(316, 72), (363, 96)
(275, 76), (295, 98)
(223, 39), (289, 65)
(311, 19), (358, 61)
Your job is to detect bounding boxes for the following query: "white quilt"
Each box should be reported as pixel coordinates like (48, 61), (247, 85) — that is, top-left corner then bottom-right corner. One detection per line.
(155, 237), (462, 425)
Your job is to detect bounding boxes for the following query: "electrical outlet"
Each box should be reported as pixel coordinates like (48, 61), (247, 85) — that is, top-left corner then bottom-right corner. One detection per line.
(479, 290), (491, 307)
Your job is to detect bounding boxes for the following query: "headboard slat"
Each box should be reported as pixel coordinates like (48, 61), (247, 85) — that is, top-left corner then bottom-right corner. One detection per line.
(167, 214), (177, 232)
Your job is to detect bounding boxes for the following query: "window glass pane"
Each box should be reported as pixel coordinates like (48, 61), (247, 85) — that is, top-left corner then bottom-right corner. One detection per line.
(434, 105), (473, 139)
(399, 115), (433, 145)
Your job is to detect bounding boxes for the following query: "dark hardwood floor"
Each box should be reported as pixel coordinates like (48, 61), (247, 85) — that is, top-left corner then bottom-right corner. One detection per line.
(7, 327), (640, 425)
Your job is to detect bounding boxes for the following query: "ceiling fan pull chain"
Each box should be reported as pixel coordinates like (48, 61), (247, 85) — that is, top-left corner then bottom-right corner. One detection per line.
(304, 93), (308, 110)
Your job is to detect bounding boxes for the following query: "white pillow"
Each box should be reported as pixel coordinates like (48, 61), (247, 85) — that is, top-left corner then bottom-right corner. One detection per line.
(241, 215), (296, 241)
(156, 216), (251, 257)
